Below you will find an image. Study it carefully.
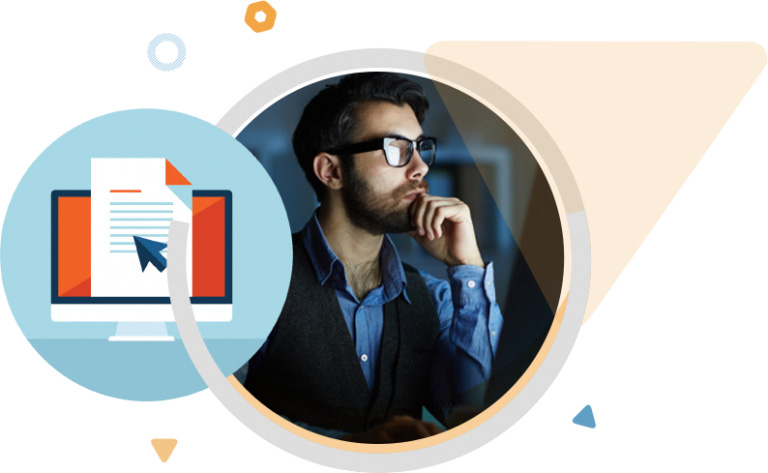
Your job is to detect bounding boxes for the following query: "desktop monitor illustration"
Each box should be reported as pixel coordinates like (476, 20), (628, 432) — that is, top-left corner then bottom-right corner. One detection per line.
(51, 190), (232, 341)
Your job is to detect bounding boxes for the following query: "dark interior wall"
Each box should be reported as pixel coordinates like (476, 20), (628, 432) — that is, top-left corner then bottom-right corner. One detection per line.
(433, 81), (564, 314)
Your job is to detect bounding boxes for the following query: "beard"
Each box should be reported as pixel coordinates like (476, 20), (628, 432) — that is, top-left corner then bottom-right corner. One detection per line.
(341, 159), (429, 235)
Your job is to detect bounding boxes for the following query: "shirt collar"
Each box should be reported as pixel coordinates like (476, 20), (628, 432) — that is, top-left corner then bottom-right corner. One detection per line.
(301, 211), (410, 304)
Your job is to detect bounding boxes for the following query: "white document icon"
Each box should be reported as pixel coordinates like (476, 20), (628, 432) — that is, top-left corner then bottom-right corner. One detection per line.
(91, 158), (193, 297)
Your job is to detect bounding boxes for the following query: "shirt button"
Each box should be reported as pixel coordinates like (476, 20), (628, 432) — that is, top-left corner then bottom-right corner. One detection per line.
(467, 280), (476, 288)
(361, 354), (368, 362)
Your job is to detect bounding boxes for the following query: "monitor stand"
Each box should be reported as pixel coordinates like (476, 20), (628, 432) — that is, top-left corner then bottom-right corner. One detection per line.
(109, 322), (174, 342)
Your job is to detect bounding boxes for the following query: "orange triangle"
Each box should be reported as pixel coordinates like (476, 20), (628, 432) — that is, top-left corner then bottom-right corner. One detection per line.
(59, 277), (91, 298)
(193, 196), (224, 217)
(151, 438), (177, 463)
(426, 42), (766, 323)
(165, 160), (191, 185)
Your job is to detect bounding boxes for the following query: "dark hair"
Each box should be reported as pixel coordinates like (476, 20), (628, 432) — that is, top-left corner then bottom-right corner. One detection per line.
(292, 72), (429, 200)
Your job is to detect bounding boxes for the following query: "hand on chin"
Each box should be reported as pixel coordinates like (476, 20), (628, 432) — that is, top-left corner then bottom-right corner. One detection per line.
(407, 193), (484, 268)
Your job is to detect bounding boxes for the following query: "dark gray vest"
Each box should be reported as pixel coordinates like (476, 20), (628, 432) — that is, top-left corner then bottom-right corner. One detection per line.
(245, 234), (440, 433)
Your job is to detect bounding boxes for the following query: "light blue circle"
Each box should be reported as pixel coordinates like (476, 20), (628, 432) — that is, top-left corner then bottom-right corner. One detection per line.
(0, 109), (292, 400)
(147, 33), (186, 71)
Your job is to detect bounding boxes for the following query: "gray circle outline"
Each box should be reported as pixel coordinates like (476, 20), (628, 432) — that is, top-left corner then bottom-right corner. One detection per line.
(147, 33), (186, 71)
(169, 48), (591, 471)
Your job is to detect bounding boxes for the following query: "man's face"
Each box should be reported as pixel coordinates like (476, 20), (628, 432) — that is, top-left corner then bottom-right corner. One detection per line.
(340, 101), (430, 235)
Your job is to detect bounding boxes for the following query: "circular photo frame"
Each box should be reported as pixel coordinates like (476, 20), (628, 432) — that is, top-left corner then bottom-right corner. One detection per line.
(169, 48), (590, 471)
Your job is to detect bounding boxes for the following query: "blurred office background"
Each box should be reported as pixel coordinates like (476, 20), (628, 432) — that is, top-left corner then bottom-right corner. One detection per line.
(236, 73), (563, 412)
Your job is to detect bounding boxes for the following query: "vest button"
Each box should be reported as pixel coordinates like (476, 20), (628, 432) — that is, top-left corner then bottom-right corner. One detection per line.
(467, 280), (476, 288)
(361, 354), (368, 362)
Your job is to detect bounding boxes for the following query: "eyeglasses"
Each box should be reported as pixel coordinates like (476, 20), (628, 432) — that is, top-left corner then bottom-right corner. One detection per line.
(327, 135), (437, 167)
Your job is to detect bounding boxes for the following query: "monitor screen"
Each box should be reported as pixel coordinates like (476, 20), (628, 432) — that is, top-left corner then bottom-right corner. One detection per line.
(51, 190), (232, 312)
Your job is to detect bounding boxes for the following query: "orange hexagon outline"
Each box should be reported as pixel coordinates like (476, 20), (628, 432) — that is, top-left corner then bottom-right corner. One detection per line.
(245, 1), (277, 33)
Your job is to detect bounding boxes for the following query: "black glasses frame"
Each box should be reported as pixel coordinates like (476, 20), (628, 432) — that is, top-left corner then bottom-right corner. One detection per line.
(327, 135), (437, 167)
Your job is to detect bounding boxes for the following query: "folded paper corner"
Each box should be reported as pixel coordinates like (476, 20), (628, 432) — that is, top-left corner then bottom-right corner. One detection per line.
(165, 159), (191, 186)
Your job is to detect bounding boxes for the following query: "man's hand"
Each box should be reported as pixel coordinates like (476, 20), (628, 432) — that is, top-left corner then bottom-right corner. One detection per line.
(408, 194), (484, 267)
(341, 415), (443, 444)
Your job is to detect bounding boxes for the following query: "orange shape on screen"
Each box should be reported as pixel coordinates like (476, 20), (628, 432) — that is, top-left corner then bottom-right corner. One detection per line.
(193, 196), (226, 297)
(58, 196), (90, 297)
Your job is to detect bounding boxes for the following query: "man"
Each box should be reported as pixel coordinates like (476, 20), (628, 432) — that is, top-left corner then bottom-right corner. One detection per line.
(244, 72), (503, 443)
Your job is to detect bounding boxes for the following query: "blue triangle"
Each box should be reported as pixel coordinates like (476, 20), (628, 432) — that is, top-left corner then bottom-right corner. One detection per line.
(573, 405), (596, 428)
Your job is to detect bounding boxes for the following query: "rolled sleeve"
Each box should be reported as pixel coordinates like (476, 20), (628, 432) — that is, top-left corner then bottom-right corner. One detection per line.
(445, 262), (502, 360)
(420, 263), (504, 423)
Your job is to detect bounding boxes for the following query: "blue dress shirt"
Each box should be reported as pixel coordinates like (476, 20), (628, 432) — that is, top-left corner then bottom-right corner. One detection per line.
(250, 213), (503, 438)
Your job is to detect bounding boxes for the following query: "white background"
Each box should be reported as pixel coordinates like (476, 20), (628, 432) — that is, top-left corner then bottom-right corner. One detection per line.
(1, 1), (767, 471)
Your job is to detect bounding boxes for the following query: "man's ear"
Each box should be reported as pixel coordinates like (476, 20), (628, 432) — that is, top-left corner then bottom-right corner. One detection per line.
(313, 153), (344, 191)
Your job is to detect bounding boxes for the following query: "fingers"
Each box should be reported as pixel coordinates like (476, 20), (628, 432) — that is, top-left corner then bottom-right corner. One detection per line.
(410, 195), (465, 240)
(343, 416), (443, 444)
(380, 416), (442, 442)
(422, 200), (450, 240)
(385, 417), (425, 442)
(410, 195), (428, 237)
(423, 421), (443, 436)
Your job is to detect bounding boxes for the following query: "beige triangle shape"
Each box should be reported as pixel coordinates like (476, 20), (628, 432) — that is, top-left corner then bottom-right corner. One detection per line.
(426, 42), (766, 322)
(151, 438), (177, 463)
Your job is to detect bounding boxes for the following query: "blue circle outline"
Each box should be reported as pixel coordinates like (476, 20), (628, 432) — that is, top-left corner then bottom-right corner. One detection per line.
(147, 33), (186, 71)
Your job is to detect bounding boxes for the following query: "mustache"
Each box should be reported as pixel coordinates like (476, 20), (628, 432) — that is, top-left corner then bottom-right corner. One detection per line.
(394, 180), (429, 198)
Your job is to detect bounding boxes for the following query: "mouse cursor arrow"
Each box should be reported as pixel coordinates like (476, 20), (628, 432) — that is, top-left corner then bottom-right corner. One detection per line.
(133, 236), (168, 273)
